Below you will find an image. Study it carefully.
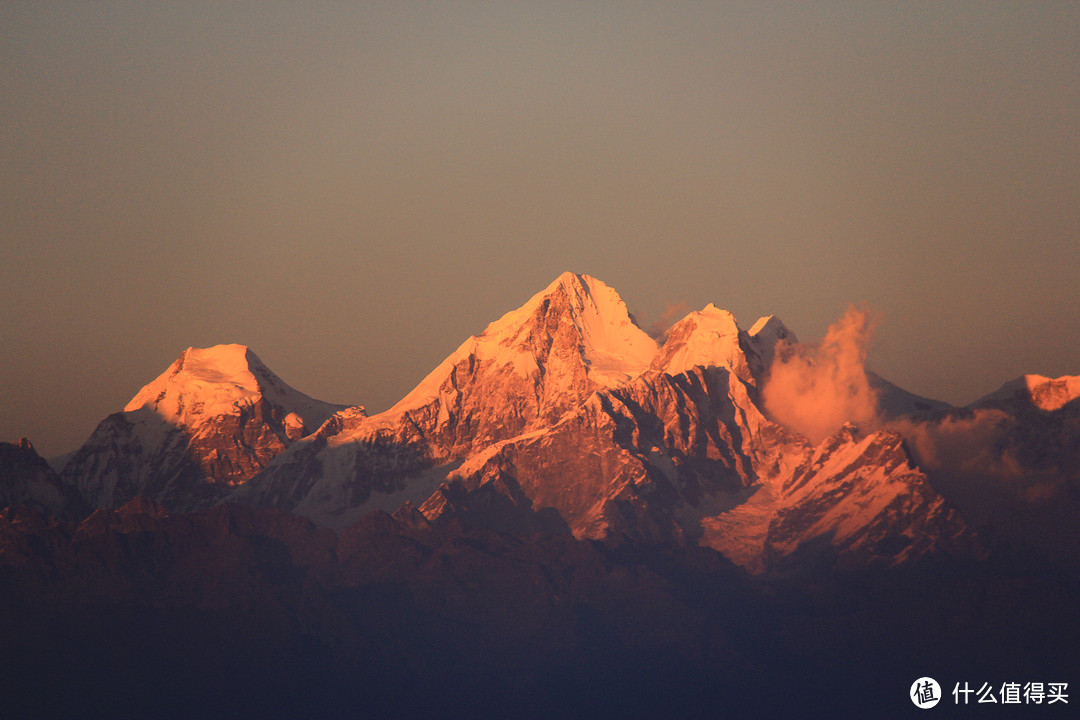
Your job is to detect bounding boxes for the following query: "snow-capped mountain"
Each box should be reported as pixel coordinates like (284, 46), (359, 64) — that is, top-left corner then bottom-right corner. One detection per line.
(383, 270), (659, 453)
(61, 344), (347, 511)
(230, 273), (660, 524)
(223, 273), (978, 571)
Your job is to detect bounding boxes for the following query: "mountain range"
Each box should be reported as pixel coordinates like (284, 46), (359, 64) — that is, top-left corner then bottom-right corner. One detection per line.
(2, 272), (1078, 718)
(30, 272), (1075, 570)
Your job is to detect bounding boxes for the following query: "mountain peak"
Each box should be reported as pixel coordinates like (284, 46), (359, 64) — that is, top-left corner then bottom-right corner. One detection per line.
(748, 315), (795, 344)
(746, 315), (796, 372)
(650, 304), (752, 380)
(491, 272), (657, 386)
(974, 373), (1080, 412)
(121, 344), (345, 432)
(124, 344), (265, 418)
(394, 273), (657, 414)
(66, 344), (347, 510)
(551, 270), (593, 295)
(175, 343), (259, 380)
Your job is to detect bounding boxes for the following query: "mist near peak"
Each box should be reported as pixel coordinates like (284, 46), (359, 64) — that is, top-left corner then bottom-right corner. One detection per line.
(762, 305), (881, 444)
(642, 301), (691, 341)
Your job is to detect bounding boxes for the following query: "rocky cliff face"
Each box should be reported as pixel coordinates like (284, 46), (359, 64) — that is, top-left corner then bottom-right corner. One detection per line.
(61, 345), (346, 512)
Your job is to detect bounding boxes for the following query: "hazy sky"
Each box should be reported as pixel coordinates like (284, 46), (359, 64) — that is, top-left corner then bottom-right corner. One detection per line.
(3, 2), (1078, 457)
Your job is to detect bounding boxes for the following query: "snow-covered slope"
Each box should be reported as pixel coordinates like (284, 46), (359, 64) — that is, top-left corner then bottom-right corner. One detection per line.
(869, 372), (953, 419)
(62, 345), (347, 511)
(705, 425), (977, 572)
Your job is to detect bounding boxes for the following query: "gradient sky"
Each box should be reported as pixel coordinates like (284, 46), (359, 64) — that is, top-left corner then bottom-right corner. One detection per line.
(2, 2), (1078, 458)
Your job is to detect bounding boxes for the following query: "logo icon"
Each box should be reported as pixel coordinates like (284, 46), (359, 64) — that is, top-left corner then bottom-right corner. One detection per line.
(912, 677), (942, 709)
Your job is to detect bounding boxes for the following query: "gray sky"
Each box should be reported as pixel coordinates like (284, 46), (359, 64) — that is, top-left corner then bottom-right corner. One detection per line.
(2, 2), (1078, 457)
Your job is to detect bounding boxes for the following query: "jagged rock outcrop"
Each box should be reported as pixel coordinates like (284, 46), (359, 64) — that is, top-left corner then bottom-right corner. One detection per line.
(716, 426), (979, 572)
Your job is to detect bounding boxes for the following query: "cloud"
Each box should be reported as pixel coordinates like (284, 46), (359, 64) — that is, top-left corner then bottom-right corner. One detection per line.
(762, 305), (881, 444)
(889, 410), (1014, 476)
(758, 306), (1079, 559)
(889, 409), (1069, 509)
(645, 301), (690, 340)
